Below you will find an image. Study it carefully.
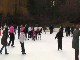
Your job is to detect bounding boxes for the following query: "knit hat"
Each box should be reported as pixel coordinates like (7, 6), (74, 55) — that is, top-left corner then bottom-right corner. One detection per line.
(21, 27), (25, 32)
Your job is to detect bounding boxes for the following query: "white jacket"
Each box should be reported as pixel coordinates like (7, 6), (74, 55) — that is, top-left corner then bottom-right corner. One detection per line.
(19, 32), (25, 43)
(28, 27), (32, 31)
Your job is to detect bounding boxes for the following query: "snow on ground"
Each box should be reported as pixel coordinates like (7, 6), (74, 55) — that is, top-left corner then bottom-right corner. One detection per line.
(0, 30), (80, 60)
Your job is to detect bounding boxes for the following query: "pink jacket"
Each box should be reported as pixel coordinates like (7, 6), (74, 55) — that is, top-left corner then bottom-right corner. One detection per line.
(9, 26), (14, 33)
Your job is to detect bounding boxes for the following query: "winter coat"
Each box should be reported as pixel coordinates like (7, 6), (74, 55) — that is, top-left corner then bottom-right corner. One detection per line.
(72, 29), (80, 50)
(55, 30), (63, 39)
(19, 32), (25, 43)
(1, 29), (8, 46)
(24, 26), (28, 33)
(9, 26), (14, 34)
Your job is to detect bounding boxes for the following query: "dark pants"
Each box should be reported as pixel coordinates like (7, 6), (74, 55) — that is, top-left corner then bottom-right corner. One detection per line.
(20, 42), (25, 53)
(8, 33), (14, 46)
(58, 39), (62, 50)
(8, 39), (14, 46)
(25, 33), (28, 38)
(75, 49), (79, 60)
(28, 31), (32, 38)
(0, 45), (7, 53)
(50, 29), (53, 34)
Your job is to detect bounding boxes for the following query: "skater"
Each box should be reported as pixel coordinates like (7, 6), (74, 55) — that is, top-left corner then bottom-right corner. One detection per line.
(71, 25), (75, 37)
(37, 27), (42, 40)
(0, 27), (9, 54)
(28, 26), (32, 39)
(72, 25), (80, 60)
(65, 26), (70, 37)
(14, 24), (17, 34)
(43, 25), (46, 34)
(60, 25), (64, 36)
(32, 27), (36, 41)
(49, 24), (54, 34)
(34, 26), (38, 40)
(55, 29), (63, 50)
(24, 24), (29, 40)
(19, 26), (26, 54)
(8, 24), (15, 47)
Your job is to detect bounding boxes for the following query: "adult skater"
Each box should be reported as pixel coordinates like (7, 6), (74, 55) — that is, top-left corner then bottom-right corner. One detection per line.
(42, 25), (46, 34)
(19, 25), (26, 54)
(71, 25), (75, 37)
(34, 26), (38, 40)
(65, 26), (70, 37)
(55, 29), (63, 50)
(24, 24), (29, 40)
(72, 25), (80, 60)
(28, 26), (32, 39)
(60, 25), (64, 36)
(0, 27), (9, 54)
(49, 24), (54, 34)
(8, 24), (15, 47)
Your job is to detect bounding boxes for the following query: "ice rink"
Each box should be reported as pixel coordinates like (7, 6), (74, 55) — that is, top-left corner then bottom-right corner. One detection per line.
(0, 30), (80, 60)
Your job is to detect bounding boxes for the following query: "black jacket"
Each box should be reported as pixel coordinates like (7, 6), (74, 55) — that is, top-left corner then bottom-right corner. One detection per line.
(55, 31), (63, 39)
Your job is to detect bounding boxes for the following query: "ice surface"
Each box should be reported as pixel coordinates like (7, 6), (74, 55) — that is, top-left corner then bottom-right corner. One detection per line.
(0, 30), (80, 60)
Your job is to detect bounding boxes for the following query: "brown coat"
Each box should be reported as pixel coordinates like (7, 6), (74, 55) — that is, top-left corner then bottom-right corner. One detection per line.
(1, 29), (8, 46)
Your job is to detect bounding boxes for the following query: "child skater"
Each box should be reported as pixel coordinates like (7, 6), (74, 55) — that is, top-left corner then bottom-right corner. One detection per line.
(55, 29), (63, 51)
(32, 27), (36, 41)
(19, 25), (26, 54)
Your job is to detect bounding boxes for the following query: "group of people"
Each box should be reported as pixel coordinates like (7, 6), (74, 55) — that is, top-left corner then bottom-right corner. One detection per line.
(0, 24), (42, 55)
(55, 25), (79, 60)
(0, 24), (79, 60)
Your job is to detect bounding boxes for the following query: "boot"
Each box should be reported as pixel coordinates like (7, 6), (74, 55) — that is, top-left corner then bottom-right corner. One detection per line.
(5, 53), (9, 55)
(22, 52), (26, 55)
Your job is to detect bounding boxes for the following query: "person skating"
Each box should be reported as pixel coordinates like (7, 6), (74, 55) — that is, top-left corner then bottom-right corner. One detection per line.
(19, 26), (26, 54)
(71, 25), (75, 37)
(42, 25), (46, 34)
(32, 27), (36, 41)
(8, 24), (15, 47)
(60, 25), (64, 36)
(24, 24), (29, 40)
(49, 25), (54, 34)
(65, 26), (70, 37)
(0, 27), (9, 54)
(72, 25), (80, 60)
(55, 29), (63, 50)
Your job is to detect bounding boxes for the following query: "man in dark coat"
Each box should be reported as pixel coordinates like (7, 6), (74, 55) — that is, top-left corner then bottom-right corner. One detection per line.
(60, 25), (64, 36)
(24, 24), (28, 39)
(49, 25), (54, 34)
(72, 25), (80, 60)
(65, 26), (70, 37)
(55, 29), (63, 50)
(71, 25), (75, 37)
(0, 27), (9, 54)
